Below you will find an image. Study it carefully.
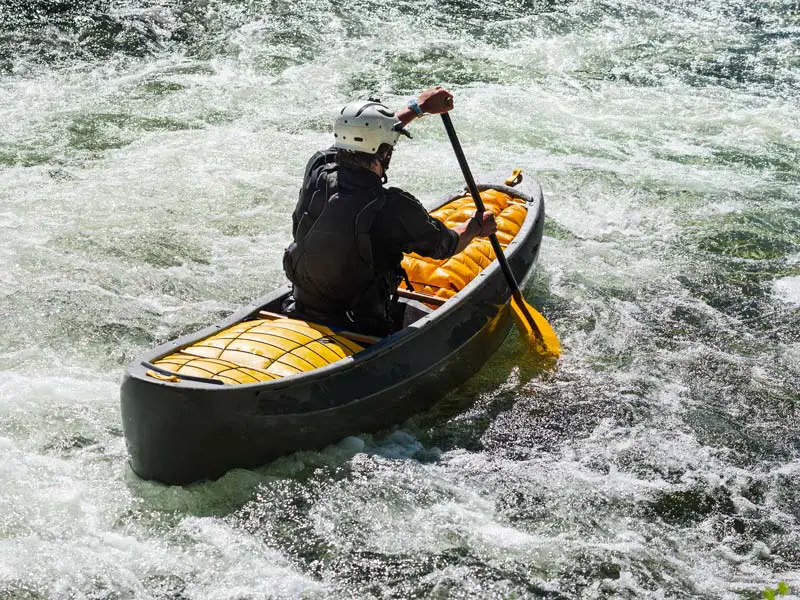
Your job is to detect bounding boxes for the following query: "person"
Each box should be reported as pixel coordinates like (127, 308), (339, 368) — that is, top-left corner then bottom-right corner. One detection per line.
(282, 86), (497, 336)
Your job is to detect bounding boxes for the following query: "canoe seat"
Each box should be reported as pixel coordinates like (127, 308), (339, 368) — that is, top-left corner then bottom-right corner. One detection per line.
(399, 297), (434, 328)
(401, 189), (527, 300)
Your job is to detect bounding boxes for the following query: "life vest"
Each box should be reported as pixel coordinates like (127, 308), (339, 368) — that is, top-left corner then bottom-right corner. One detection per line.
(283, 150), (398, 332)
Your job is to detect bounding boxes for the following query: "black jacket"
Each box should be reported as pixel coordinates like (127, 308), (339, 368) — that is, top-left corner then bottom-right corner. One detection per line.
(283, 148), (458, 334)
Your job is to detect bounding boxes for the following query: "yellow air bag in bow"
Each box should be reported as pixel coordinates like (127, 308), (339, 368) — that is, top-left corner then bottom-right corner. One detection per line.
(401, 189), (526, 298)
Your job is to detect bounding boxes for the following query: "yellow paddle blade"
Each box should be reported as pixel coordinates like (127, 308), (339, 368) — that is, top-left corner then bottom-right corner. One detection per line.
(510, 296), (561, 358)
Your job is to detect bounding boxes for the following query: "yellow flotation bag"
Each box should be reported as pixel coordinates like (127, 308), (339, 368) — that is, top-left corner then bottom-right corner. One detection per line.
(401, 189), (527, 298)
(147, 318), (363, 384)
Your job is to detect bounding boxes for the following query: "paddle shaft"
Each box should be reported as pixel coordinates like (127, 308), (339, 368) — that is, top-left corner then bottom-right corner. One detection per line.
(440, 113), (542, 338)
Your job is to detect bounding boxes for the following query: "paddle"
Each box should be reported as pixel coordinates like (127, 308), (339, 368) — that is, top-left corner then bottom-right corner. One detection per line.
(440, 112), (561, 358)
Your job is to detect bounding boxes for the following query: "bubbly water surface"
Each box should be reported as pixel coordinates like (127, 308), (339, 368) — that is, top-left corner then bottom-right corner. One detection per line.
(1, 1), (798, 598)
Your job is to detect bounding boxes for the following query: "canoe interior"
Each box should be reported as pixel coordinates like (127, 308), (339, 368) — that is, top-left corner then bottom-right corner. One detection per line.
(145, 187), (529, 386)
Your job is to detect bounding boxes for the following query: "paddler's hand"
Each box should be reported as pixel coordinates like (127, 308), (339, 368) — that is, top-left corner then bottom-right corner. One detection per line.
(418, 86), (454, 115)
(397, 87), (454, 125)
(472, 211), (497, 237)
(452, 211), (497, 254)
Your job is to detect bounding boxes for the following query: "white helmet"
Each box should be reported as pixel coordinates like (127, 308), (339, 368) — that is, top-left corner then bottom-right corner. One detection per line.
(334, 100), (410, 155)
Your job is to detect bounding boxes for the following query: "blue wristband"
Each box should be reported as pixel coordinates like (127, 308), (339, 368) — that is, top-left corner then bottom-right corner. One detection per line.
(408, 98), (423, 117)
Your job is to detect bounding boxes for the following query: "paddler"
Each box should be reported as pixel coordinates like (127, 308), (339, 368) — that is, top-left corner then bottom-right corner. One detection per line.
(282, 87), (497, 336)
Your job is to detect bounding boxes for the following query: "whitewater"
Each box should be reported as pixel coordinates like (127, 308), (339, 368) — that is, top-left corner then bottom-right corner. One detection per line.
(0, 0), (798, 598)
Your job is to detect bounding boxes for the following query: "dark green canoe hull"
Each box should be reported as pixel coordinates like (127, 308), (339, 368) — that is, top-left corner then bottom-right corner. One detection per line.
(120, 181), (546, 485)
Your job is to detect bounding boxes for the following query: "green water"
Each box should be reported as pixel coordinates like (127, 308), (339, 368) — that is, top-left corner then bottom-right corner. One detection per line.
(0, 0), (798, 598)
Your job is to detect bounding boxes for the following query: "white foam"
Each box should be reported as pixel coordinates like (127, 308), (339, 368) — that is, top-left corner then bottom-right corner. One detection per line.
(1, 0), (798, 597)
(773, 275), (800, 307)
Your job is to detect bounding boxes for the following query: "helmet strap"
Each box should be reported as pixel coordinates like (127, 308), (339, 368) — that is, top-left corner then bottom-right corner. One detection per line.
(378, 145), (393, 180)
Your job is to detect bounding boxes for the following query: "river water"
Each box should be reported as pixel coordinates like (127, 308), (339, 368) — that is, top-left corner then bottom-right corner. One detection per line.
(1, 0), (798, 598)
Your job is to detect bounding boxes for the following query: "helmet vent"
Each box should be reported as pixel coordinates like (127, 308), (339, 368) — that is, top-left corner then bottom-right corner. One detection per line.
(354, 137), (363, 142)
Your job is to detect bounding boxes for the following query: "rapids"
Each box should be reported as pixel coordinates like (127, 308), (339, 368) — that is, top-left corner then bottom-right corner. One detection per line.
(1, 0), (798, 598)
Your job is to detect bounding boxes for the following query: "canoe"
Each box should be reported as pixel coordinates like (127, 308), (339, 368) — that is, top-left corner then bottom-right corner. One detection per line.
(120, 172), (546, 485)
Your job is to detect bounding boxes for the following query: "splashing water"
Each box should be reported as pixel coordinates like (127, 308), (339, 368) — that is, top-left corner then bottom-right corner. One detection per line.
(1, 0), (798, 598)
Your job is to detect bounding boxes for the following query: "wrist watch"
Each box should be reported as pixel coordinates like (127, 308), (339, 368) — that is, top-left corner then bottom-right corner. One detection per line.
(408, 98), (423, 117)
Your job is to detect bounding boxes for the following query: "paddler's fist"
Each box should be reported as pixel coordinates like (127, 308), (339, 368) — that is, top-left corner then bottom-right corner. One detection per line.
(475, 211), (497, 237)
(418, 86), (454, 114)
